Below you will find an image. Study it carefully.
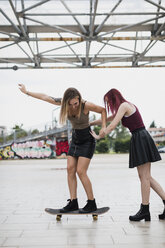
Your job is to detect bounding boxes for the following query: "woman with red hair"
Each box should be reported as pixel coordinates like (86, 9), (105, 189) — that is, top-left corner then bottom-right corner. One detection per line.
(91, 88), (165, 221)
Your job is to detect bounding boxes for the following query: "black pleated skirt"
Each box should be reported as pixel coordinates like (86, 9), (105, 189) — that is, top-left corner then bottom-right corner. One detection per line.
(67, 126), (96, 159)
(129, 127), (161, 168)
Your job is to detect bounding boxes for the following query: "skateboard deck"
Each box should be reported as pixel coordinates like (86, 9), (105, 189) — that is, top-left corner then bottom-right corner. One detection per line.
(45, 207), (110, 221)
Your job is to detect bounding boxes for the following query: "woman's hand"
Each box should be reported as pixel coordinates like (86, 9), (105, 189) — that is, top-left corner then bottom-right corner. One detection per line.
(90, 130), (101, 140)
(18, 83), (27, 94)
(99, 127), (106, 138)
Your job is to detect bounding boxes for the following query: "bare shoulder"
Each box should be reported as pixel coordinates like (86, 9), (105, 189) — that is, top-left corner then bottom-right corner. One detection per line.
(82, 100), (91, 113)
(83, 100), (104, 114)
(84, 100), (94, 107)
(119, 102), (135, 117)
(119, 102), (130, 110)
(84, 100), (101, 110)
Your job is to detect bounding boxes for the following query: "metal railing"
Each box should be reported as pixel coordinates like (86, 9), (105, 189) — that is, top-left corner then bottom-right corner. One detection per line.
(0, 120), (71, 147)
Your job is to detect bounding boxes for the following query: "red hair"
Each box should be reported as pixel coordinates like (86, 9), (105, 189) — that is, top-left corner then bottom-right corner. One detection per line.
(104, 88), (128, 115)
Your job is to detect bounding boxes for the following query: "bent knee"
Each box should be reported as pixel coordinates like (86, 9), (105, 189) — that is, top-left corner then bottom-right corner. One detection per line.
(77, 169), (86, 178)
(67, 165), (76, 175)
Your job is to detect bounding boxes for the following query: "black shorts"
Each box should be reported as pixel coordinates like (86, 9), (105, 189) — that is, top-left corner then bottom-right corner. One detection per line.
(67, 126), (96, 159)
(129, 127), (161, 168)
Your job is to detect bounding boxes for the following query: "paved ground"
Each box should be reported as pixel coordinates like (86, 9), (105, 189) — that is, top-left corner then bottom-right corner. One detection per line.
(0, 154), (165, 248)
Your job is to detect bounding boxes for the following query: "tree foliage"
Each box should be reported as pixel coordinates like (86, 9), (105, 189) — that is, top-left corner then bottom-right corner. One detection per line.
(0, 124), (40, 144)
(150, 121), (156, 128)
(114, 138), (130, 153)
(12, 124), (27, 138)
(93, 122), (131, 153)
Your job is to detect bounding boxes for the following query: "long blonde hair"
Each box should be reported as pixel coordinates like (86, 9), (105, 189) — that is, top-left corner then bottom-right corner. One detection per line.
(60, 87), (82, 124)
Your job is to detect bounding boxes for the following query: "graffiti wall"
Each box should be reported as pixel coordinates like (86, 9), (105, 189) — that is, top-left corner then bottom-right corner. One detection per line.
(12, 140), (53, 159)
(0, 146), (15, 160)
(0, 139), (69, 160)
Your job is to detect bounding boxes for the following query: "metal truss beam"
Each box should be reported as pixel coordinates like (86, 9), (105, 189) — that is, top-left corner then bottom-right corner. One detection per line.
(18, 0), (51, 14)
(95, 0), (122, 34)
(0, 0), (165, 69)
(1, 65), (165, 70)
(1, 24), (165, 33)
(1, 56), (164, 63)
(1, 36), (165, 42)
(23, 12), (165, 17)
(144, 0), (165, 11)
(60, 0), (87, 34)
(98, 14), (165, 37)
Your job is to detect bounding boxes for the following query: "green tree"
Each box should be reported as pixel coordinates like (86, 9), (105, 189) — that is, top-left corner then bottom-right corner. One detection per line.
(109, 122), (130, 152)
(0, 137), (3, 144)
(150, 121), (156, 128)
(93, 122), (131, 153)
(114, 138), (130, 153)
(112, 122), (130, 140)
(159, 141), (165, 146)
(12, 124), (27, 139)
(96, 139), (109, 153)
(93, 126), (101, 135)
(31, 129), (40, 135)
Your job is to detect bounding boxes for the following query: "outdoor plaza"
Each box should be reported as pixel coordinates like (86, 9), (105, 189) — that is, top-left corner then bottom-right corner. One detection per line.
(1, 0), (165, 247)
(0, 153), (165, 248)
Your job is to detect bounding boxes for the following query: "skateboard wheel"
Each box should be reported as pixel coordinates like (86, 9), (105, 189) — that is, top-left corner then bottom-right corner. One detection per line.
(56, 215), (62, 221)
(92, 215), (98, 221)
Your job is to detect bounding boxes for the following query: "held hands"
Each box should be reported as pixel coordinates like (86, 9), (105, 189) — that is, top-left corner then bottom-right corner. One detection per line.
(99, 127), (106, 138)
(18, 83), (27, 94)
(90, 127), (107, 140)
(90, 130), (100, 140)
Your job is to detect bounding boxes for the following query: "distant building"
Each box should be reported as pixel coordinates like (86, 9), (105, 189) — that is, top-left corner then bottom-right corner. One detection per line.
(148, 128), (165, 143)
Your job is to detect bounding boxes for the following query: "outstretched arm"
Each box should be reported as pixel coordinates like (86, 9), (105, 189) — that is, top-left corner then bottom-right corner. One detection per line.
(18, 84), (61, 106)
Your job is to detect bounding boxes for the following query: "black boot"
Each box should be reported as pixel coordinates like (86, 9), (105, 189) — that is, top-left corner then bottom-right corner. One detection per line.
(159, 200), (165, 220)
(79, 199), (97, 213)
(60, 199), (79, 213)
(129, 204), (151, 221)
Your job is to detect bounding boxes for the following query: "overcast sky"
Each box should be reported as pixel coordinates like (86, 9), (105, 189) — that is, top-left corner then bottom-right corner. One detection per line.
(1, 68), (165, 132)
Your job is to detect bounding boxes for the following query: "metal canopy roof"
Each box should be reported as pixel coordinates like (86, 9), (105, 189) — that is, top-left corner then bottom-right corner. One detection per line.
(0, 0), (165, 69)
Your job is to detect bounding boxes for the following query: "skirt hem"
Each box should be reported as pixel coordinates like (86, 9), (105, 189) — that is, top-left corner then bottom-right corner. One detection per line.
(129, 158), (162, 168)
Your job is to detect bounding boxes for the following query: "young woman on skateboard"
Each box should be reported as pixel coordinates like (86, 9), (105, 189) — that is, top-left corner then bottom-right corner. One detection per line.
(18, 84), (106, 213)
(90, 88), (165, 221)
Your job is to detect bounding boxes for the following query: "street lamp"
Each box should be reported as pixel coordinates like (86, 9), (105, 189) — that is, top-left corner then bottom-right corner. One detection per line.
(52, 107), (60, 129)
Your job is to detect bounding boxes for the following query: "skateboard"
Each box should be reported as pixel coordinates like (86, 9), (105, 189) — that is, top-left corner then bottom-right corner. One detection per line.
(45, 207), (110, 221)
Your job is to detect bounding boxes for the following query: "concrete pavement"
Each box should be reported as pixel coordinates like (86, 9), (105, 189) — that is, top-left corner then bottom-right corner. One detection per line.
(0, 154), (165, 248)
